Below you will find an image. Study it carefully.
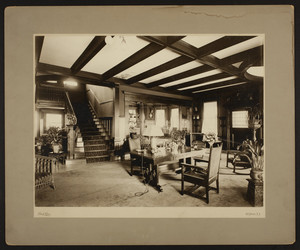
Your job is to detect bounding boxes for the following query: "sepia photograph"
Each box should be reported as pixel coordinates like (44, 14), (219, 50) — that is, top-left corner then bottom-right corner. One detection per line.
(34, 34), (265, 209)
(5, 5), (294, 245)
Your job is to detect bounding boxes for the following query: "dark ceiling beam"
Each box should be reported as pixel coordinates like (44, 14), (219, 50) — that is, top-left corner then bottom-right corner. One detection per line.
(193, 81), (262, 96)
(71, 36), (106, 74)
(100, 36), (185, 82)
(35, 36), (44, 66)
(181, 78), (246, 94)
(146, 65), (214, 88)
(119, 84), (193, 101)
(166, 72), (232, 91)
(127, 36), (253, 86)
(195, 36), (255, 57)
(220, 45), (264, 66)
(126, 56), (193, 85)
(36, 63), (115, 88)
(36, 63), (189, 98)
(138, 36), (262, 83)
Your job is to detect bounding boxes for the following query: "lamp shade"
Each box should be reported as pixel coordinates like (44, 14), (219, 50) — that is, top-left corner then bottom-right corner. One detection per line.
(143, 125), (164, 137)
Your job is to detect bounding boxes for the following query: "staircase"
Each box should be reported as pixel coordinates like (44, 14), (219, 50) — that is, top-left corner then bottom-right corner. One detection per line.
(72, 102), (111, 163)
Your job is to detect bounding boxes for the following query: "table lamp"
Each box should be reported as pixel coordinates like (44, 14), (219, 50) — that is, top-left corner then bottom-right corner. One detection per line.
(143, 125), (164, 153)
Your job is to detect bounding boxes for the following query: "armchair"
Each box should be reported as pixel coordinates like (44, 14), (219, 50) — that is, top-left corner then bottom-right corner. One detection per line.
(129, 137), (143, 176)
(35, 155), (56, 189)
(181, 143), (222, 204)
(226, 147), (251, 173)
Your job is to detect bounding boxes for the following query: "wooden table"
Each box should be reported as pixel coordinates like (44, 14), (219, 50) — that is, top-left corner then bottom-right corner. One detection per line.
(130, 149), (207, 192)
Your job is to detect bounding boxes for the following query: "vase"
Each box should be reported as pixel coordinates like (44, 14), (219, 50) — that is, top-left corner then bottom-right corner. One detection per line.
(250, 169), (263, 181)
(52, 144), (60, 153)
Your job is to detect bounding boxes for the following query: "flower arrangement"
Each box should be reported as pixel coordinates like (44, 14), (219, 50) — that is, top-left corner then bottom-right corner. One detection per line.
(204, 132), (217, 143)
(170, 128), (186, 153)
(170, 128), (186, 146)
(66, 113), (77, 126)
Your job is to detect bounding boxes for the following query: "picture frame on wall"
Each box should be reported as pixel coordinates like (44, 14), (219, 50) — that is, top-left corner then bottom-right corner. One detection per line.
(145, 105), (155, 120)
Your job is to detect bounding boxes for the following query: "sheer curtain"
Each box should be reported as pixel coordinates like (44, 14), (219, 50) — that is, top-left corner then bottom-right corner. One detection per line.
(170, 108), (179, 129)
(201, 101), (218, 135)
(155, 109), (165, 128)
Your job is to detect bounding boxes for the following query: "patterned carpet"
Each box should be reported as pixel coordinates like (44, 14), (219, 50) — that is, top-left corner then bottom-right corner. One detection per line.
(35, 155), (252, 207)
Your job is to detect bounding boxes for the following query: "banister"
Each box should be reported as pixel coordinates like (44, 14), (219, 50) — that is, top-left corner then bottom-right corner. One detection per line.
(65, 91), (77, 125)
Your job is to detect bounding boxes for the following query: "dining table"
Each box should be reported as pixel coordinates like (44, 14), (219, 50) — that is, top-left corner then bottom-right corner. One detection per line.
(130, 148), (209, 192)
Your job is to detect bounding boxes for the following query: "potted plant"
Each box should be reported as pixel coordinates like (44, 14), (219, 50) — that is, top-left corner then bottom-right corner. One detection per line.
(239, 139), (264, 181)
(248, 104), (263, 141)
(45, 127), (63, 153)
(170, 128), (186, 153)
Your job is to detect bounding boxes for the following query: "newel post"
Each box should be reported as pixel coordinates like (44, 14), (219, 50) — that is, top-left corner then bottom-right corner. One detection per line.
(67, 125), (75, 159)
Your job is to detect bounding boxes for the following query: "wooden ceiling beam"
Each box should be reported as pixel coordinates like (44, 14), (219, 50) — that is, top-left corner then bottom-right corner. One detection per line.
(138, 36), (262, 83)
(146, 65), (214, 88)
(195, 36), (255, 57)
(193, 81), (262, 96)
(36, 63), (115, 88)
(100, 36), (185, 82)
(35, 36), (44, 67)
(36, 63), (189, 99)
(71, 36), (106, 74)
(181, 78), (246, 94)
(166, 72), (232, 91)
(128, 36), (254, 86)
(220, 45), (263, 66)
(126, 56), (193, 85)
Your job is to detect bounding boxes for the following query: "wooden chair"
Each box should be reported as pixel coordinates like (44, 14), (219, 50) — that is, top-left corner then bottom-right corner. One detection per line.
(181, 143), (223, 204)
(226, 149), (251, 173)
(35, 155), (56, 189)
(128, 138), (143, 176)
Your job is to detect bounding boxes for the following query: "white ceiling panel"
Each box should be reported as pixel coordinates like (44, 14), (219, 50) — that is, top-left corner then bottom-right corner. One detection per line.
(178, 76), (238, 91)
(193, 81), (247, 93)
(40, 35), (95, 68)
(141, 60), (203, 84)
(115, 48), (180, 79)
(212, 35), (263, 59)
(182, 35), (224, 48)
(160, 69), (223, 88)
(82, 36), (149, 74)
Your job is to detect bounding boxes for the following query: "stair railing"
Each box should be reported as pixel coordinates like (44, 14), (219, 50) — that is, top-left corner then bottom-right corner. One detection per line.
(65, 92), (77, 125)
(86, 89), (112, 137)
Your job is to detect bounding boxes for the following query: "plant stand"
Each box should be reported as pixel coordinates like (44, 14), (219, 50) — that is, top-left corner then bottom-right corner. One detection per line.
(247, 179), (263, 207)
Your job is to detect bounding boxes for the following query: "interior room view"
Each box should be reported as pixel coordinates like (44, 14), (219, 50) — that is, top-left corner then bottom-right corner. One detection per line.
(34, 35), (264, 207)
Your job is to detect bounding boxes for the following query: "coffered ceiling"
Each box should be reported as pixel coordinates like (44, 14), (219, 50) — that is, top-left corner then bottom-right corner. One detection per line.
(36, 35), (264, 96)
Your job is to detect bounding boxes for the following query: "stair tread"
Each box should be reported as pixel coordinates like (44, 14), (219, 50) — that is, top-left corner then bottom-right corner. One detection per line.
(86, 155), (110, 159)
(85, 149), (108, 152)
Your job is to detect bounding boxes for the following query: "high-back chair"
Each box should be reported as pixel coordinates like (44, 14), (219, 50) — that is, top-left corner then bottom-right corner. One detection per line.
(128, 137), (143, 176)
(181, 143), (223, 204)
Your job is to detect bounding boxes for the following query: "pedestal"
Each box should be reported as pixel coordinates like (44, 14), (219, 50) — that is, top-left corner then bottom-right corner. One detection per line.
(247, 179), (263, 207)
(67, 125), (75, 159)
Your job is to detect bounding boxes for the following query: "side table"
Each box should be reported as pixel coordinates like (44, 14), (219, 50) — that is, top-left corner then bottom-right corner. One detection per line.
(49, 152), (67, 170)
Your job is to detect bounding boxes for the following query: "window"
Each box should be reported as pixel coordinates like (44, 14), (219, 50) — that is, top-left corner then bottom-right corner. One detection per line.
(202, 101), (218, 135)
(232, 110), (249, 128)
(45, 113), (63, 129)
(155, 109), (165, 128)
(170, 108), (179, 129)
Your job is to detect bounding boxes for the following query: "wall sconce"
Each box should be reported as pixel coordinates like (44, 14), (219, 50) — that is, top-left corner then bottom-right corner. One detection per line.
(63, 81), (78, 87)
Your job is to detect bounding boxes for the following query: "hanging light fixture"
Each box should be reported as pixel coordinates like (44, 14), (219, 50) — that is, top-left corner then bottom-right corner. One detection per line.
(105, 35), (114, 45)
